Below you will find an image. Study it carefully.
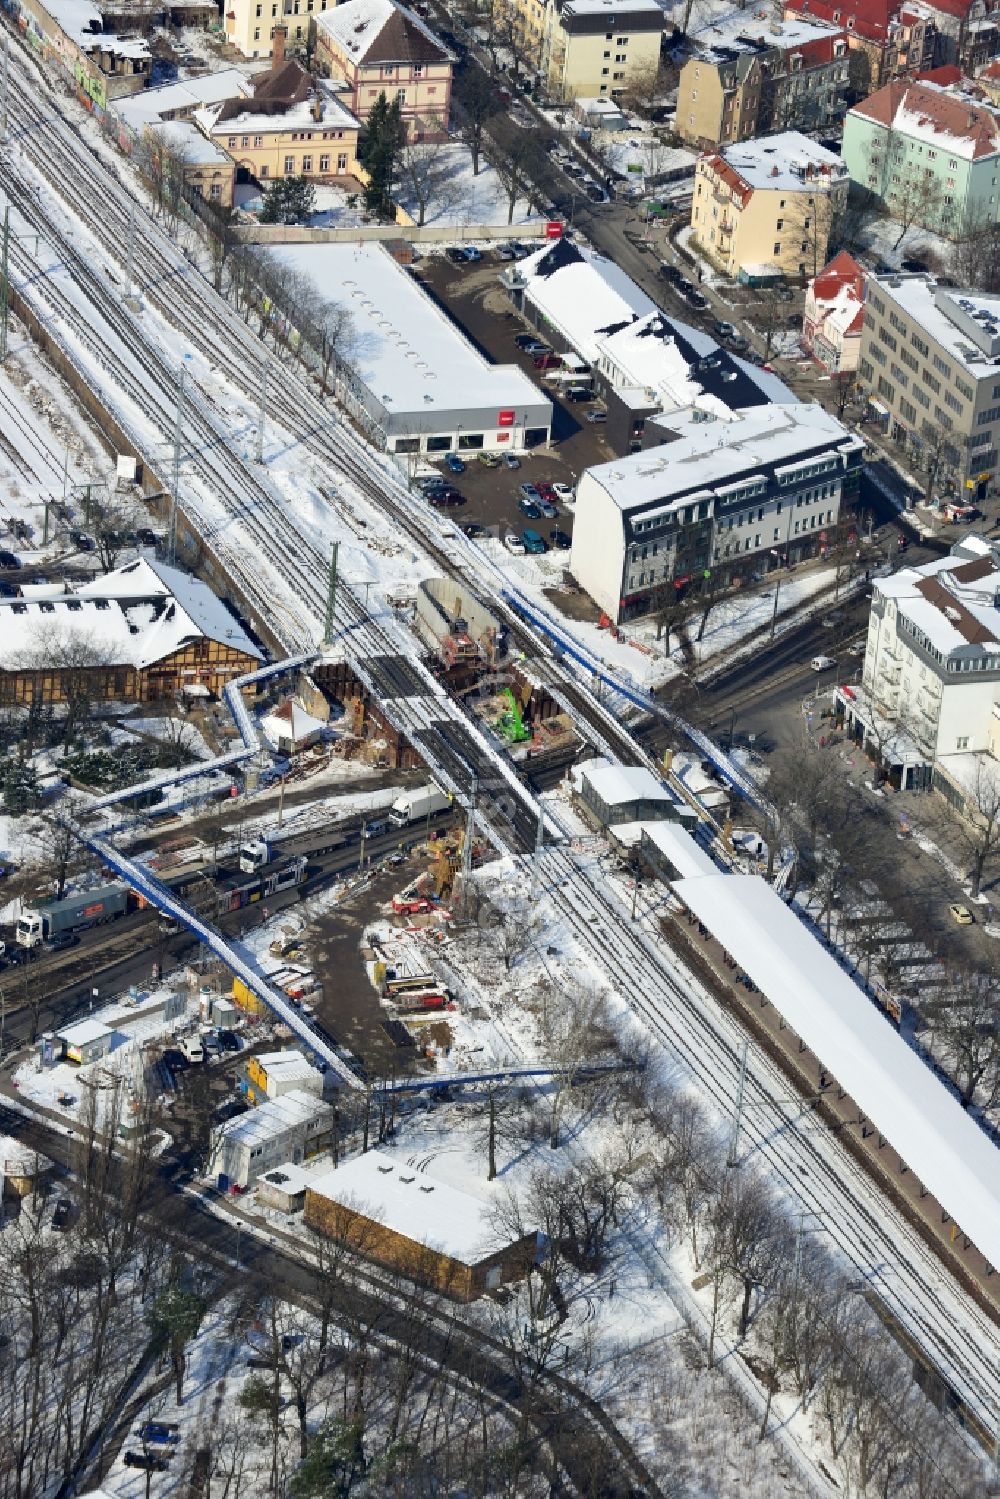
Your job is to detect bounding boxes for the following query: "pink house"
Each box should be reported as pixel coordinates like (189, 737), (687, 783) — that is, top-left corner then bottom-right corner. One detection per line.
(802, 251), (867, 375)
(312, 0), (454, 142)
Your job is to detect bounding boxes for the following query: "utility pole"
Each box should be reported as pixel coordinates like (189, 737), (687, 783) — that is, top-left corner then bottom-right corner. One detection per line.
(727, 1039), (748, 1168)
(169, 366), (186, 566)
(0, 206), (10, 366)
(529, 804), (544, 900)
(1, 34), (8, 145)
(255, 358), (268, 465)
(461, 775), (477, 918)
(323, 541), (339, 644)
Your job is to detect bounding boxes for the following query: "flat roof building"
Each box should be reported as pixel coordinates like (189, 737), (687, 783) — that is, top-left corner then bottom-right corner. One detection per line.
(57, 1019), (115, 1066)
(305, 1150), (538, 1300)
(209, 1089), (333, 1189)
(576, 759), (677, 826)
(276, 243), (552, 458)
(856, 274), (1000, 501)
(243, 1048), (324, 1103)
(569, 403), (862, 621)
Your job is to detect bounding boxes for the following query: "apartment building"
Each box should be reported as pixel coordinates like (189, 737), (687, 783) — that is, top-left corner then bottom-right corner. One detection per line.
(196, 42), (361, 183)
(312, 0), (453, 140)
(841, 78), (1000, 239)
(691, 132), (849, 282)
(856, 273), (1000, 502)
(838, 535), (1000, 792)
(785, 0), (935, 93)
(802, 250), (867, 371)
(529, 0), (665, 103)
(677, 15), (849, 151)
(223, 0), (334, 59)
(569, 403), (862, 622)
(116, 70), (251, 208)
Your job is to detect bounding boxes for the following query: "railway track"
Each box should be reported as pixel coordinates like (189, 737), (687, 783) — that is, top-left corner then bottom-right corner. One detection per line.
(1, 36), (998, 1448)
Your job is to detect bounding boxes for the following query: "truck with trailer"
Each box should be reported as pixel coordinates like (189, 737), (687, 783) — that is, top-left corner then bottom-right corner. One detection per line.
(16, 884), (133, 948)
(388, 783), (450, 828)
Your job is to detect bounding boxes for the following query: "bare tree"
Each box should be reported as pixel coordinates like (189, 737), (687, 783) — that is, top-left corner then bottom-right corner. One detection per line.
(18, 627), (115, 751)
(937, 755), (1000, 899)
(925, 967), (1000, 1109)
(454, 67), (502, 177)
(489, 121), (549, 225)
(395, 128), (458, 227)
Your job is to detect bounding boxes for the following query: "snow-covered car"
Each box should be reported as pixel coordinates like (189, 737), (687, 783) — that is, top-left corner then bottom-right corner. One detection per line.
(504, 534), (527, 555)
(552, 482), (575, 503)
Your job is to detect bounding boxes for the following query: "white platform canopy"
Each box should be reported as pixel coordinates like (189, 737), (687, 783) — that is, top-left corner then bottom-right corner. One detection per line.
(670, 873), (1000, 1269)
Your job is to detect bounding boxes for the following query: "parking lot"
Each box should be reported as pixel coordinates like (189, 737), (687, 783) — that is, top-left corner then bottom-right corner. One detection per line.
(412, 255), (618, 549)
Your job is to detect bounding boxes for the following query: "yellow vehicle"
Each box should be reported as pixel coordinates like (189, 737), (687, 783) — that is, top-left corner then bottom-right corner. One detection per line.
(948, 903), (974, 926)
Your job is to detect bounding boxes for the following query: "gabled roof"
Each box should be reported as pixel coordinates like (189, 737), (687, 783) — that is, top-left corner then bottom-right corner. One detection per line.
(315, 0), (451, 67)
(215, 57), (311, 121)
(850, 79), (1000, 159)
(788, 0), (896, 43)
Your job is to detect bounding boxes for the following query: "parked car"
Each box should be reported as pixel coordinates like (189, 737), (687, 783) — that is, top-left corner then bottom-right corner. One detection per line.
(504, 533), (526, 555)
(677, 277), (694, 294)
(136, 527), (159, 547)
(444, 453), (466, 473)
(495, 242), (517, 261)
(217, 1030), (242, 1054)
(538, 499), (558, 519)
(519, 483), (541, 503)
(713, 320), (738, 340)
(503, 452), (521, 469)
(519, 498), (542, 519)
(586, 408), (607, 423)
(686, 289), (709, 310)
(138, 1423), (180, 1446)
(536, 482), (557, 501)
(462, 246), (482, 262)
(521, 528), (547, 554)
(69, 531), (95, 550)
(810, 655), (836, 672)
(428, 489), (465, 507)
(744, 349), (766, 367)
(477, 450), (501, 467)
(552, 482), (575, 503)
(51, 1197), (73, 1231)
(549, 528), (572, 549)
(124, 1452), (171, 1472)
(513, 333), (542, 351)
(445, 246), (469, 265)
(729, 333), (750, 354)
(660, 262), (683, 283)
(949, 903), (974, 926)
(566, 385), (591, 402)
(462, 522), (489, 537)
(0, 550), (21, 569)
(510, 242), (531, 259)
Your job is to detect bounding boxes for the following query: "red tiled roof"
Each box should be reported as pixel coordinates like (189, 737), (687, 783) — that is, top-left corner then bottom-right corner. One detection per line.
(917, 0), (975, 19)
(811, 249), (866, 302)
(850, 78), (1000, 157)
(915, 63), (963, 85)
(788, 0), (895, 44)
(699, 153), (753, 206)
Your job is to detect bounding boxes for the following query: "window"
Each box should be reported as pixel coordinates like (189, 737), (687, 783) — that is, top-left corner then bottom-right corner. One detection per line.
(615, 53), (626, 62)
(255, 1), (261, 12)
(601, 66), (609, 75)
(337, 151), (348, 170)
(241, 135), (249, 148)
(956, 735), (969, 750)
(284, 154), (295, 172)
(383, 64), (394, 76)
(603, 48), (610, 56)
(260, 164), (269, 177)
(302, 154), (312, 171)
(227, 135), (237, 148)
(254, 135), (263, 147)
(613, 70), (625, 79)
(776, 218), (783, 229)
(414, 63), (423, 76)
(616, 33), (628, 42)
(773, 242), (781, 254)
(396, 89), (406, 104)
(210, 183), (222, 200)
(320, 153), (330, 171)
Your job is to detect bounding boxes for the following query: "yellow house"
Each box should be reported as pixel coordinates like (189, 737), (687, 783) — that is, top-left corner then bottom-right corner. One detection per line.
(512, 0), (664, 103)
(224, 0), (335, 60)
(196, 39), (361, 184)
(312, 0), (454, 141)
(691, 131), (849, 283)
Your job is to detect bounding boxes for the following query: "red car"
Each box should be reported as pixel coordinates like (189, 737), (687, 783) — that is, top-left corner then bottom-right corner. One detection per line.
(536, 482), (558, 502)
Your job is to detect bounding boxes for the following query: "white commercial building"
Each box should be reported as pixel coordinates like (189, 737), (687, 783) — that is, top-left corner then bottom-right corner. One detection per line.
(275, 242), (552, 456)
(838, 535), (1000, 796)
(503, 237), (794, 453)
(570, 403), (862, 622)
(575, 758), (677, 825)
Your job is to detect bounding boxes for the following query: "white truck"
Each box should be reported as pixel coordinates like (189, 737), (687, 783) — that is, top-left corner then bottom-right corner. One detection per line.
(388, 783), (450, 828)
(181, 1035), (204, 1064)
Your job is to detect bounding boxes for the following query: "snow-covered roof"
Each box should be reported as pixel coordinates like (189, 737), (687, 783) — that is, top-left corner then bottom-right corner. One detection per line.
(45, 0), (150, 56)
(587, 404), (858, 513)
(151, 120), (233, 166)
(690, 10), (843, 62)
(307, 1150), (517, 1265)
(214, 1089), (330, 1147)
(581, 760), (673, 807)
(870, 274), (1000, 375)
(670, 874), (1000, 1268)
(0, 556), (261, 672)
(57, 1019), (113, 1047)
(872, 536), (1000, 658)
(254, 1048), (321, 1083)
(258, 1160), (315, 1195)
(313, 0), (452, 66)
(711, 131), (847, 192)
(261, 699), (325, 745)
(0, 1135), (54, 1175)
(561, 0), (663, 14)
(114, 68), (252, 130)
(198, 77), (358, 139)
(273, 242), (548, 418)
(850, 79), (1000, 161)
(516, 237), (656, 367)
(641, 820), (718, 876)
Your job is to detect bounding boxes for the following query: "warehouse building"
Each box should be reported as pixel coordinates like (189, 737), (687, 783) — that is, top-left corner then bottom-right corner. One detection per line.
(275, 242), (551, 457)
(570, 403), (862, 621)
(209, 1089), (333, 1189)
(0, 556), (261, 708)
(304, 1151), (538, 1300)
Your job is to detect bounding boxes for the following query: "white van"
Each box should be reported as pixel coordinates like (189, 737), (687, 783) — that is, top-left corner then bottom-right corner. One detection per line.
(181, 1036), (204, 1063)
(811, 655), (836, 672)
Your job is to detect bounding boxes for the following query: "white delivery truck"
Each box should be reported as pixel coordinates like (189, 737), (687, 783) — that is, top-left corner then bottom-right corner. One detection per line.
(388, 783), (450, 828)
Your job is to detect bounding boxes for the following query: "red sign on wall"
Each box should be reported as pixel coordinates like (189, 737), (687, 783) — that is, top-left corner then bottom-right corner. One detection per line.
(497, 410), (515, 427)
(496, 432), (510, 443)
(545, 221), (564, 239)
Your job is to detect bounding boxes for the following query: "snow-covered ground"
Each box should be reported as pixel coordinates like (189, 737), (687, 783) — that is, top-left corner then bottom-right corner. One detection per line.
(394, 140), (544, 230)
